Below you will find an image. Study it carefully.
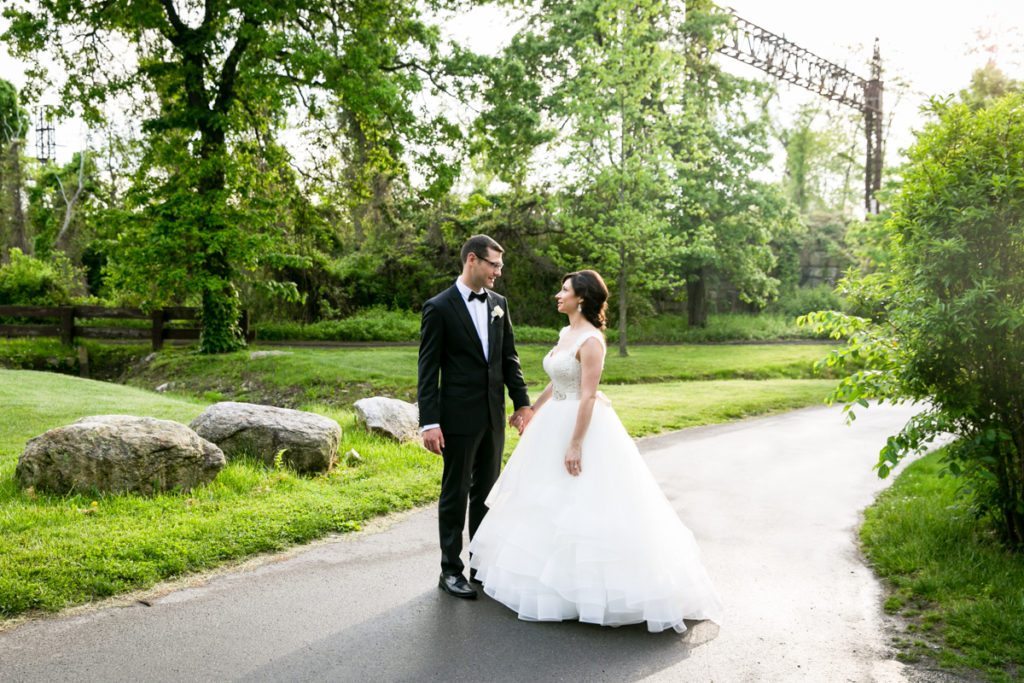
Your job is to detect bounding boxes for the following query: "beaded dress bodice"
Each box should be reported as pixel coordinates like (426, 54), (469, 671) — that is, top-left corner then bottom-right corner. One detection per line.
(541, 327), (605, 400)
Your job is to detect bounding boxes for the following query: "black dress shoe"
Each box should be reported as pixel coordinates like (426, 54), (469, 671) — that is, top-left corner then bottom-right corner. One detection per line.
(439, 573), (478, 599)
(469, 569), (482, 585)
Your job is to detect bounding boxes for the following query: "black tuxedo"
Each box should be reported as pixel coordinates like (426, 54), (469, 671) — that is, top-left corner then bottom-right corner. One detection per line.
(417, 284), (530, 575)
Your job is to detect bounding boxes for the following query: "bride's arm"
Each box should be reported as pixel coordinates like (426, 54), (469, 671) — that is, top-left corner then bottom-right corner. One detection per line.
(565, 337), (604, 476)
(531, 383), (553, 413)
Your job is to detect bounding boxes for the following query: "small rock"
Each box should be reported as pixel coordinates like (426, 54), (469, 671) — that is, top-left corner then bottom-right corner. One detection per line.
(143, 353), (158, 364)
(344, 449), (363, 466)
(249, 350), (292, 360)
(354, 397), (420, 443)
(190, 402), (341, 474)
(156, 382), (173, 393)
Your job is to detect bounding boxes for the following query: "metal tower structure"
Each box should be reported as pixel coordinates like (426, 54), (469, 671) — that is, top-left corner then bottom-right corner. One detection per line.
(718, 12), (884, 213)
(35, 109), (55, 164)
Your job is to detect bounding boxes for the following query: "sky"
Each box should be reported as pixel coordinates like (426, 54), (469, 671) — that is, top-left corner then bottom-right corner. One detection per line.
(3, 1), (1023, 173)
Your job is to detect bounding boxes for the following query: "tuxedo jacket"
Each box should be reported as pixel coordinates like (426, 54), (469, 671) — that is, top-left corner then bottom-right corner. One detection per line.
(417, 285), (530, 436)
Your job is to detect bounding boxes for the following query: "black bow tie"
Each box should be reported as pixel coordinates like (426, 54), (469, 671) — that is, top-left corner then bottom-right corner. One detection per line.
(468, 291), (487, 303)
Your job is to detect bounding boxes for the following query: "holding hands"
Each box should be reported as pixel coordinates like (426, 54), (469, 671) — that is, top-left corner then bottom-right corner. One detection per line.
(509, 406), (534, 435)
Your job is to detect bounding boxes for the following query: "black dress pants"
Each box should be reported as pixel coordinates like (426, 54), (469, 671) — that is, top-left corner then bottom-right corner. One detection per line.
(438, 424), (504, 576)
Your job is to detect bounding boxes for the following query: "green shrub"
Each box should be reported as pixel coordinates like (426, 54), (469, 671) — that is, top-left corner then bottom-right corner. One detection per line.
(802, 93), (1024, 547)
(769, 285), (845, 318)
(254, 306), (421, 342)
(0, 248), (83, 306)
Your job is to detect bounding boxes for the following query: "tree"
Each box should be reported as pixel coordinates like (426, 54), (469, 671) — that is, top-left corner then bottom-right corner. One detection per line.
(3, 0), (470, 352)
(669, 2), (799, 327)
(0, 79), (29, 261)
(802, 93), (1024, 548)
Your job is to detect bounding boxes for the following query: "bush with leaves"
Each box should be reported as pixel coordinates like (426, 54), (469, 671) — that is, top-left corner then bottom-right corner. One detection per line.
(0, 248), (84, 306)
(800, 93), (1024, 547)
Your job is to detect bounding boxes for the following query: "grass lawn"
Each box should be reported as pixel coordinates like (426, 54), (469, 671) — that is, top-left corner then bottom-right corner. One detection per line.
(861, 450), (1024, 682)
(1, 358), (836, 620)
(120, 342), (833, 408)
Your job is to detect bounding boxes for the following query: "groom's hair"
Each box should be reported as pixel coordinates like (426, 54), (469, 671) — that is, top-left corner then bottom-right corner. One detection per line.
(461, 234), (504, 264)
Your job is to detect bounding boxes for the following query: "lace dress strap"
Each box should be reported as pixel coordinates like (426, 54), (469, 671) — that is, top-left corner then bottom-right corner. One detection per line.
(570, 329), (605, 352)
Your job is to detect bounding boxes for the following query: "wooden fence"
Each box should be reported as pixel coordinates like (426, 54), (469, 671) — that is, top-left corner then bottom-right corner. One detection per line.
(0, 305), (251, 350)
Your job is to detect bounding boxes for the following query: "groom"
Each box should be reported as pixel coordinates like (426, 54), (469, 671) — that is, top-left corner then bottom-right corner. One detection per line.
(417, 234), (533, 599)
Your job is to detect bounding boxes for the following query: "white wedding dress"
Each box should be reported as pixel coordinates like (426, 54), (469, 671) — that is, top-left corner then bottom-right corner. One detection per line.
(468, 328), (723, 633)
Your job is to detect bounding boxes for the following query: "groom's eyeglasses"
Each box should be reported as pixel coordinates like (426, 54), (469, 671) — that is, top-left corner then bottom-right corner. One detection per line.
(478, 255), (504, 271)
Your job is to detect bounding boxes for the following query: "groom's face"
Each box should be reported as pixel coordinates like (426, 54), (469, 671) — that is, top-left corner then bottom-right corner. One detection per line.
(469, 248), (504, 290)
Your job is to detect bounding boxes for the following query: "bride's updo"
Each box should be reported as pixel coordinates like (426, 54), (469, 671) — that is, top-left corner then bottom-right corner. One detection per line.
(564, 270), (609, 330)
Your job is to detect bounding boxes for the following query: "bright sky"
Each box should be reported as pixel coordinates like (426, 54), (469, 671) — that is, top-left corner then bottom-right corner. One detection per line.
(4, 1), (1022, 172)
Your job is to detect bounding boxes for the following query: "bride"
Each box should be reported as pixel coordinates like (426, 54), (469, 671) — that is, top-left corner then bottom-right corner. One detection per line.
(468, 269), (723, 634)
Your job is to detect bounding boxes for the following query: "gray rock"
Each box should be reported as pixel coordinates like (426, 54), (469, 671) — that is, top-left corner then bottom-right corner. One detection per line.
(190, 402), (341, 474)
(249, 350), (292, 360)
(15, 415), (225, 495)
(354, 397), (420, 443)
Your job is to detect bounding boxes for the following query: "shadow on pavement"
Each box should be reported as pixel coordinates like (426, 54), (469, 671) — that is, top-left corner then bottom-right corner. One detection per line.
(242, 585), (717, 681)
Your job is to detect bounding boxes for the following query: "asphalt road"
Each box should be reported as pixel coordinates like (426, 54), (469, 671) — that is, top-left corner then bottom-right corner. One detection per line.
(0, 403), (925, 682)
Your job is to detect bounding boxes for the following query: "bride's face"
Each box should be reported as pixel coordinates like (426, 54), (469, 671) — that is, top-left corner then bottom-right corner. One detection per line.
(555, 280), (579, 315)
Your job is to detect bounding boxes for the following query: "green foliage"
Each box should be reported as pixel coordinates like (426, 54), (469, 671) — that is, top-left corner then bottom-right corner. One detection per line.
(862, 450), (1024, 680)
(0, 247), (83, 305)
(769, 285), (845, 319)
(255, 307), (421, 343)
(801, 93), (1024, 547)
(778, 104), (862, 213)
(2, 0), (474, 353)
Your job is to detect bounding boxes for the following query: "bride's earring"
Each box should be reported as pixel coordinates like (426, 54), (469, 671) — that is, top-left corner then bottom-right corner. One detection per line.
(577, 301), (583, 313)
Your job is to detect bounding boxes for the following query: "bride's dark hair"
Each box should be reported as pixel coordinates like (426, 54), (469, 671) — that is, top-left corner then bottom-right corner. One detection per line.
(563, 270), (609, 330)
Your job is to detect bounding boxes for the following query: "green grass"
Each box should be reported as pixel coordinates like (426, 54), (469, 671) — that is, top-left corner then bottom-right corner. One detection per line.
(118, 342), (833, 408)
(861, 451), (1024, 682)
(0, 361), (836, 620)
(606, 379), (836, 436)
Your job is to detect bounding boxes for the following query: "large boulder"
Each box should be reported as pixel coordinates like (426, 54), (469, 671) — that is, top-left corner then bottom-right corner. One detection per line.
(354, 396), (420, 443)
(190, 402), (341, 474)
(15, 415), (225, 495)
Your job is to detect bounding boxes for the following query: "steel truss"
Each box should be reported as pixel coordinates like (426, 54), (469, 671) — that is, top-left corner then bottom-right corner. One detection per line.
(718, 11), (884, 213)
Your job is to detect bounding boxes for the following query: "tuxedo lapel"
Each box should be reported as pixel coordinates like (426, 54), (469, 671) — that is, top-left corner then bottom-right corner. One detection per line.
(447, 286), (487, 362)
(486, 292), (500, 365)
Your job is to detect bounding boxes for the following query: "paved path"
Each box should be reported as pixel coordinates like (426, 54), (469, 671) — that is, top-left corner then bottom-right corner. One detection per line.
(0, 404), (924, 682)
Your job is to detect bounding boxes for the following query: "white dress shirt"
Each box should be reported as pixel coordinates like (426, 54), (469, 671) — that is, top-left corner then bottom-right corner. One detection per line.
(454, 277), (490, 362)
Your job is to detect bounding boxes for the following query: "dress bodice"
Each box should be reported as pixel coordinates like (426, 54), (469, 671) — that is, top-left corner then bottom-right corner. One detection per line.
(542, 327), (606, 400)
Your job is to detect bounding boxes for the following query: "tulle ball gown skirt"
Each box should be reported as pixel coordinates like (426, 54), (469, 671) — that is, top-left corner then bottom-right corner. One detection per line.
(468, 397), (723, 633)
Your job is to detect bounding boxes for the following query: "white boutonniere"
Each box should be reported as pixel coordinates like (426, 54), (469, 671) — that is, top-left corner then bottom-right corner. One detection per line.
(491, 305), (504, 322)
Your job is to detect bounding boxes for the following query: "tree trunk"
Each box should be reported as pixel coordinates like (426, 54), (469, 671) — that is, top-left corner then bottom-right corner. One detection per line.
(617, 242), (628, 357)
(686, 267), (708, 328)
(197, 131), (244, 354)
(6, 140), (29, 256)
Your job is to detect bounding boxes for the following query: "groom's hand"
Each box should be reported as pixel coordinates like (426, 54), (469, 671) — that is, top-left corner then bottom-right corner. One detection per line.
(422, 427), (445, 454)
(509, 406), (534, 435)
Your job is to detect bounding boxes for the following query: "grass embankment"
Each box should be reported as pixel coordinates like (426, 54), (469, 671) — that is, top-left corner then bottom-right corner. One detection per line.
(0, 370), (440, 618)
(0, 342), (836, 620)
(861, 451), (1024, 682)
(122, 343), (833, 408)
